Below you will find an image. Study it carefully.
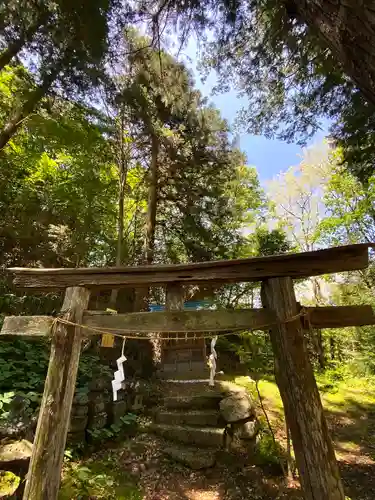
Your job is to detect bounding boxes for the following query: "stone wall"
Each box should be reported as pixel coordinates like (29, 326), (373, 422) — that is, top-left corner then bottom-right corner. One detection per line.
(67, 378), (153, 446)
(0, 377), (154, 447)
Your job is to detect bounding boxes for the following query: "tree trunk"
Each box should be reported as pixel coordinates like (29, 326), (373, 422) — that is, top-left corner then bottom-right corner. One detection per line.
(0, 38), (27, 72)
(0, 9), (50, 73)
(135, 133), (159, 312)
(110, 109), (128, 309)
(330, 336), (335, 360)
(145, 134), (158, 265)
(261, 277), (345, 500)
(311, 278), (325, 369)
(0, 14), (47, 72)
(315, 328), (326, 369)
(0, 69), (57, 150)
(290, 0), (375, 106)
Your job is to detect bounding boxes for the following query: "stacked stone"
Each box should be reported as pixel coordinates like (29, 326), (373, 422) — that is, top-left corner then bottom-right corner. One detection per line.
(67, 391), (89, 445)
(86, 378), (111, 437)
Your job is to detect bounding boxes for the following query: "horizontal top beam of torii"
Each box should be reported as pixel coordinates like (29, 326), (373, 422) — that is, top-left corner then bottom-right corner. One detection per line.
(6, 243), (375, 290)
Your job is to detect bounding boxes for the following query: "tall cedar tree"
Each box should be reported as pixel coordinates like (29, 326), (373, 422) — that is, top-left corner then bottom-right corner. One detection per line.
(147, 0), (375, 182)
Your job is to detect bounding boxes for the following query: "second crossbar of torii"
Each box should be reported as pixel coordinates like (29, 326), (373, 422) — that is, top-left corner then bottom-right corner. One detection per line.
(2, 243), (374, 500)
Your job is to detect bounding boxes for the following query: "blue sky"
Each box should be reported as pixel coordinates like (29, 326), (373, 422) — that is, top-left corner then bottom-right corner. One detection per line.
(179, 39), (328, 183)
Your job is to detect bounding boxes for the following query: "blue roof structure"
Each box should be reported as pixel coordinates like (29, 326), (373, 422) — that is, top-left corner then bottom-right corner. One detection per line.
(149, 300), (211, 312)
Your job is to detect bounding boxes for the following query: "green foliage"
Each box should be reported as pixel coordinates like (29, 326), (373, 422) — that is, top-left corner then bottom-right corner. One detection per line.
(254, 431), (285, 468)
(87, 414), (138, 442)
(0, 337), (113, 424)
(60, 453), (142, 500)
(0, 471), (20, 497)
(160, 0), (375, 181)
(253, 227), (292, 257)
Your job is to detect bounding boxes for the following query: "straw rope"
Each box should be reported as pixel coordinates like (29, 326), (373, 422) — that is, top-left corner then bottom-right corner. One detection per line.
(50, 309), (308, 341)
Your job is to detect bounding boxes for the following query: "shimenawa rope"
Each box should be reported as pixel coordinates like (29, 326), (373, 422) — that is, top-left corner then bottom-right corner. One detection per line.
(50, 309), (308, 341)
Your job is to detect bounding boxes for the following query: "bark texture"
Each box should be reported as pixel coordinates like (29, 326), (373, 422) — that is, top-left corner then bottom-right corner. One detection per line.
(110, 109), (128, 308)
(261, 277), (345, 500)
(291, 0), (375, 106)
(23, 286), (90, 500)
(145, 134), (159, 265)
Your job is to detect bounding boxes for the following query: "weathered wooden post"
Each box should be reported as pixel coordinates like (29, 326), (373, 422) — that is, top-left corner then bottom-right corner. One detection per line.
(163, 283), (185, 372)
(261, 277), (345, 500)
(23, 286), (90, 500)
(165, 282), (184, 311)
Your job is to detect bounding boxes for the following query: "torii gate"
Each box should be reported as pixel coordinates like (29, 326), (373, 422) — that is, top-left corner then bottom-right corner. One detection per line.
(3, 243), (375, 500)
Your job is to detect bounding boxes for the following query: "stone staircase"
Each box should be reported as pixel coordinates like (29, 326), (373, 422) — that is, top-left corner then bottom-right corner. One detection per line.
(150, 380), (259, 469)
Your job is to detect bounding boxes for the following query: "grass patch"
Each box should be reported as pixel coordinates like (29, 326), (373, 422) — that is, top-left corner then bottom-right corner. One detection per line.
(233, 373), (375, 418)
(316, 373), (375, 414)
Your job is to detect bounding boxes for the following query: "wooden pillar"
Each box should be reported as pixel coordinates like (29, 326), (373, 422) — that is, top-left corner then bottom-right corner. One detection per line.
(23, 286), (91, 500)
(162, 283), (184, 369)
(261, 277), (344, 500)
(165, 282), (184, 311)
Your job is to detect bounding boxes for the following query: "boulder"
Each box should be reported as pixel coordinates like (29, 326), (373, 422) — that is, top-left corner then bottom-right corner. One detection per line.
(0, 440), (32, 474)
(164, 445), (216, 470)
(233, 419), (259, 440)
(219, 392), (255, 423)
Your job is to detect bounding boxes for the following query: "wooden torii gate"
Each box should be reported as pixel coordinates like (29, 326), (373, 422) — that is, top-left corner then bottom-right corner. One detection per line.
(2, 243), (375, 500)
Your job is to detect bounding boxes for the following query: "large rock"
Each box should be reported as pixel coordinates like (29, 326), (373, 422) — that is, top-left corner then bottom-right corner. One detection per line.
(0, 440), (32, 474)
(219, 392), (255, 423)
(233, 419), (260, 440)
(164, 445), (216, 470)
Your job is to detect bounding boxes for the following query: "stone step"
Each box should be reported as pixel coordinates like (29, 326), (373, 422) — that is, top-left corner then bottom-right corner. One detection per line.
(155, 409), (220, 427)
(149, 423), (225, 448)
(163, 393), (222, 410)
(164, 444), (216, 470)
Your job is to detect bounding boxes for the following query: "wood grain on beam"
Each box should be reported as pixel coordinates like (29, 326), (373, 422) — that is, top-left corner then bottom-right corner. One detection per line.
(3, 305), (374, 338)
(1, 316), (53, 336)
(83, 309), (274, 333)
(306, 305), (375, 328)
(8, 244), (371, 289)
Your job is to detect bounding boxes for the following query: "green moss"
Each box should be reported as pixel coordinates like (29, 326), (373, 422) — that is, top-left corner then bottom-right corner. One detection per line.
(0, 470), (20, 497)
